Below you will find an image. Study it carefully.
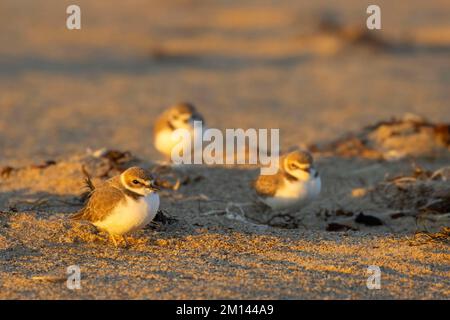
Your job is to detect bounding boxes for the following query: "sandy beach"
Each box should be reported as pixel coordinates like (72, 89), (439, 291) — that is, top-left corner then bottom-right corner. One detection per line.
(0, 0), (449, 299)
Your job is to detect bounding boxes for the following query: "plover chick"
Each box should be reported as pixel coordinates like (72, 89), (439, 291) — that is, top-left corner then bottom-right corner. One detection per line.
(253, 150), (321, 211)
(153, 102), (205, 160)
(72, 167), (160, 247)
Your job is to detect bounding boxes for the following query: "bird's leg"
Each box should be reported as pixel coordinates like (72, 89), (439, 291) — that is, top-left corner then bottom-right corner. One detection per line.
(110, 234), (118, 247)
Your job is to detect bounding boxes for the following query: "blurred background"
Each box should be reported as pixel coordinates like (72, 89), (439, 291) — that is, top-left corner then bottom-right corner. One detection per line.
(0, 0), (449, 165)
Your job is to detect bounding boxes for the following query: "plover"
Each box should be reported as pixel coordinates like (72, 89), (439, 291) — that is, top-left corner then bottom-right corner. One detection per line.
(153, 102), (205, 160)
(253, 150), (321, 210)
(72, 167), (160, 246)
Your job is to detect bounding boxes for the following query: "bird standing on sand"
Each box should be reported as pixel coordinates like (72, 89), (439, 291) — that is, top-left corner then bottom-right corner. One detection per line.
(72, 167), (160, 247)
(153, 102), (205, 160)
(253, 150), (321, 210)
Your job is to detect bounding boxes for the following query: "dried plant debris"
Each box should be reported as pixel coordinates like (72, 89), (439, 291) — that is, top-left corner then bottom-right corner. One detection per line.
(311, 114), (450, 160)
(316, 11), (393, 51)
(87, 150), (205, 191)
(363, 164), (450, 232)
(152, 210), (178, 227)
(86, 148), (140, 178)
(266, 214), (300, 229)
(246, 206), (306, 229)
(373, 164), (450, 208)
(31, 274), (67, 283)
(80, 165), (95, 192)
(313, 11), (449, 54)
(409, 227), (450, 246)
(387, 164), (450, 183)
(154, 177), (181, 191)
(7, 196), (84, 213)
(148, 46), (197, 63)
(422, 198), (450, 214)
(319, 208), (358, 220)
(30, 160), (57, 170)
(1, 149), (138, 183)
(335, 209), (355, 217)
(1, 160), (58, 179)
(0, 166), (15, 178)
(390, 212), (408, 220)
(151, 165), (205, 191)
(315, 163), (450, 233)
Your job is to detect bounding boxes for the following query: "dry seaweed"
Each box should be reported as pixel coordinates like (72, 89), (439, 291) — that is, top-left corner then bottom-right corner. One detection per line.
(316, 12), (393, 51)
(0, 166), (15, 178)
(151, 165), (205, 191)
(364, 164), (450, 232)
(89, 148), (139, 178)
(266, 214), (300, 229)
(154, 210), (177, 224)
(1, 160), (58, 179)
(335, 209), (354, 217)
(30, 160), (57, 170)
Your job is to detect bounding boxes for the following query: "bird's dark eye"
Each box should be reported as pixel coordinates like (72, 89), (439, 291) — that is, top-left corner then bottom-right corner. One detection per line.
(132, 180), (139, 185)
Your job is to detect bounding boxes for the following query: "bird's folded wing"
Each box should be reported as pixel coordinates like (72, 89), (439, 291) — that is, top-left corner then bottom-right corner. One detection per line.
(72, 186), (125, 222)
(254, 174), (280, 197)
